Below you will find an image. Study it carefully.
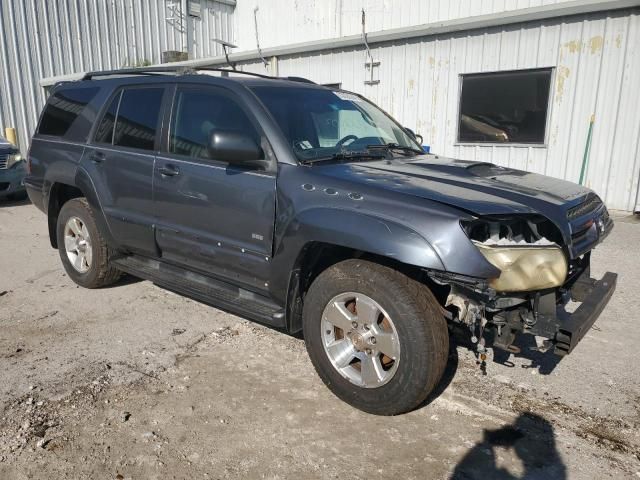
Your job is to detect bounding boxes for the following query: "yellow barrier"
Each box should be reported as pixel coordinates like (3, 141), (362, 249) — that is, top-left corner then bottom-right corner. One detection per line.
(4, 127), (17, 146)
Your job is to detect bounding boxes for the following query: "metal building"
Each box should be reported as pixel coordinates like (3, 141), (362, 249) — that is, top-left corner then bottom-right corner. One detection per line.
(3, 0), (640, 212)
(0, 0), (234, 154)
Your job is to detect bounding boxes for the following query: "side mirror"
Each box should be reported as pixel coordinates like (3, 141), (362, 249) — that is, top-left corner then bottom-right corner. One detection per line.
(208, 130), (266, 168)
(404, 127), (423, 146)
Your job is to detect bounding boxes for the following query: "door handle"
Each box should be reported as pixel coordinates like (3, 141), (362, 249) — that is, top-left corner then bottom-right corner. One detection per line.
(90, 151), (105, 163)
(158, 165), (180, 177)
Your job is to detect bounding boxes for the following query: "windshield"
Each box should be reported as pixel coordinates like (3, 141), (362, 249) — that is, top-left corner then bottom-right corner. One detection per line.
(250, 86), (421, 163)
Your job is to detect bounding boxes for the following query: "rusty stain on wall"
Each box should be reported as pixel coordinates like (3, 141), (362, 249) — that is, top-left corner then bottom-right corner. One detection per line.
(555, 66), (571, 103)
(564, 40), (582, 53)
(615, 34), (622, 48)
(428, 56), (435, 67)
(589, 35), (604, 54)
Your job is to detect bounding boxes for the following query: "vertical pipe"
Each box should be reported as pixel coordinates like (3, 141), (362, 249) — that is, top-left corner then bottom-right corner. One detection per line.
(579, 114), (595, 185)
(181, 0), (188, 54)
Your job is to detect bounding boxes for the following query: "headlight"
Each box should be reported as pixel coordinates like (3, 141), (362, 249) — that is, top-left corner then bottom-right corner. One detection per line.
(475, 243), (567, 292)
(6, 153), (23, 168)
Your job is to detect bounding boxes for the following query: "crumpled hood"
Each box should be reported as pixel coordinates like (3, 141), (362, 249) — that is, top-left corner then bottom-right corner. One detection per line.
(313, 155), (590, 217)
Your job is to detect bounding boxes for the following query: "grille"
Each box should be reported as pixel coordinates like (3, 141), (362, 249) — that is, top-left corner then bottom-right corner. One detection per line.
(0, 153), (8, 169)
(567, 194), (602, 221)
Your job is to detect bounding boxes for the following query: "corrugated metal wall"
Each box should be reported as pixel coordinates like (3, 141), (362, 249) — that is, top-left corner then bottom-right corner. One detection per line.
(235, 0), (584, 50)
(242, 8), (640, 211)
(0, 0), (234, 153)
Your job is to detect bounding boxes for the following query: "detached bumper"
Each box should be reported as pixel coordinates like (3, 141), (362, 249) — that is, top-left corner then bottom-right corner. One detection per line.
(554, 272), (617, 356)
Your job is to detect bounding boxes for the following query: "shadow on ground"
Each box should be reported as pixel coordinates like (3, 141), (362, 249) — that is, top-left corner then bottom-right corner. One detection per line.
(0, 195), (30, 207)
(450, 412), (567, 479)
(448, 323), (563, 376)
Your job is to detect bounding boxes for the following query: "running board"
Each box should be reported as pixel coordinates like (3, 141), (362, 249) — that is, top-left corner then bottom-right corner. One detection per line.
(112, 255), (286, 328)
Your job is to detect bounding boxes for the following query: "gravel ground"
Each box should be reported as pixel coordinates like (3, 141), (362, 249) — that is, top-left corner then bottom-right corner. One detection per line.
(0, 199), (639, 479)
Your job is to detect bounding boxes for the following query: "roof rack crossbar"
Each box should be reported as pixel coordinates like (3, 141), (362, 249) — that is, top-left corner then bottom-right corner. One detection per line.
(82, 66), (315, 84)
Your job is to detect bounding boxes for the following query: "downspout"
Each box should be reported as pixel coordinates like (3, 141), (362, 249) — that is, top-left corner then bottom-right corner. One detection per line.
(181, 0), (188, 55)
(253, 6), (269, 67)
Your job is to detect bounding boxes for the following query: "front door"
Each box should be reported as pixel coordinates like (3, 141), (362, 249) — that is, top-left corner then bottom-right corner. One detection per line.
(83, 86), (166, 255)
(153, 85), (276, 292)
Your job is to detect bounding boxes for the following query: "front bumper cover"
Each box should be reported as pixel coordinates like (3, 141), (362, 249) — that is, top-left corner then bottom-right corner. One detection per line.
(0, 164), (27, 198)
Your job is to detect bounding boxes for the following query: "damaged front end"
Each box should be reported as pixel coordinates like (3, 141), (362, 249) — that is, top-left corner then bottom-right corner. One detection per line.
(431, 214), (617, 358)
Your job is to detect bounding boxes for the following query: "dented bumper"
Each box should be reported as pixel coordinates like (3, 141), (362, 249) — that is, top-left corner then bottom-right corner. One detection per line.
(554, 271), (617, 356)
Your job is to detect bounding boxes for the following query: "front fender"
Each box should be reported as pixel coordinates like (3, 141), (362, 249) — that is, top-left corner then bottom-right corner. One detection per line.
(293, 208), (444, 269)
(269, 207), (445, 303)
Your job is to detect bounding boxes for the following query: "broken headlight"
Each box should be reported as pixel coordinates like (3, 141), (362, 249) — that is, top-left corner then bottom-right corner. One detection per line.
(474, 243), (567, 292)
(462, 216), (567, 292)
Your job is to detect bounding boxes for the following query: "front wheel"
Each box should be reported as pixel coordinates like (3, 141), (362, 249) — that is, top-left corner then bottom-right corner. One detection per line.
(302, 259), (449, 415)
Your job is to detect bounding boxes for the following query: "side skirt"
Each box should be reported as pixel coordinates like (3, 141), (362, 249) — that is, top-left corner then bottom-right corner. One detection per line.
(112, 255), (286, 329)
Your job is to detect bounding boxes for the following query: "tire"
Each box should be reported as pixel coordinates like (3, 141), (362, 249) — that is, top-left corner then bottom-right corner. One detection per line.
(303, 259), (449, 415)
(56, 198), (121, 288)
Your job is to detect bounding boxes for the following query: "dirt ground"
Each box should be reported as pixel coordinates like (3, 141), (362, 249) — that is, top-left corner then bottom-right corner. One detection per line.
(0, 198), (639, 480)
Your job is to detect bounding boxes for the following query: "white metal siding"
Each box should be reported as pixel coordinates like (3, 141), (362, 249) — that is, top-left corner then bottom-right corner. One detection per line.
(0, 0), (233, 153)
(241, 8), (640, 211)
(235, 0), (588, 51)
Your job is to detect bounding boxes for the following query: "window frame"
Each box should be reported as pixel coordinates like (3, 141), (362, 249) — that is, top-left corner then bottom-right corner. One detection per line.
(90, 84), (170, 153)
(455, 67), (555, 147)
(92, 90), (122, 146)
(161, 83), (271, 170)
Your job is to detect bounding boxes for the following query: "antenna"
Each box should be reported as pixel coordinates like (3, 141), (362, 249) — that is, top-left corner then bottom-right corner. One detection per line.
(212, 39), (238, 71)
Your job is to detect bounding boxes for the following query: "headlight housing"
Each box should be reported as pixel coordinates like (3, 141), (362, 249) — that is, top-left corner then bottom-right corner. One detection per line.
(6, 153), (23, 168)
(475, 243), (567, 292)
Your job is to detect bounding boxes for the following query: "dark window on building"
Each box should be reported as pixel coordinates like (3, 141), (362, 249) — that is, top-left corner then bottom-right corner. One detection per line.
(113, 88), (164, 151)
(169, 88), (258, 160)
(38, 87), (99, 137)
(458, 68), (552, 144)
(94, 92), (121, 144)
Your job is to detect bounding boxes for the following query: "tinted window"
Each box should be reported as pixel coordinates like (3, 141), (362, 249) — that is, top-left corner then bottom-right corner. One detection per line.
(113, 88), (163, 151)
(170, 89), (258, 159)
(38, 87), (99, 137)
(458, 68), (552, 144)
(94, 92), (121, 144)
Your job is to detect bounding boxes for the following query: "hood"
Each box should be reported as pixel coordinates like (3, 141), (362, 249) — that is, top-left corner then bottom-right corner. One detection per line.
(312, 155), (590, 218)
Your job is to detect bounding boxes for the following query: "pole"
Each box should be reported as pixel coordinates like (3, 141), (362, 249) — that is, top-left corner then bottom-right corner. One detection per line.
(579, 114), (595, 186)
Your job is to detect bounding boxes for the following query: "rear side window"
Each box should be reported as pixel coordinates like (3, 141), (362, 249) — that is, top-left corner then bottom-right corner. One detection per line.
(169, 88), (258, 160)
(38, 87), (99, 137)
(112, 88), (163, 151)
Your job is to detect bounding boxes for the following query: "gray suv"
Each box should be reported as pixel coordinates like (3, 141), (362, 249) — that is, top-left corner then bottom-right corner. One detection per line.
(26, 67), (616, 415)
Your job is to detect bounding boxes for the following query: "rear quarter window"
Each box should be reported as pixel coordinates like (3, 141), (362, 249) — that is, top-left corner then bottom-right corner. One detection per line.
(37, 87), (99, 137)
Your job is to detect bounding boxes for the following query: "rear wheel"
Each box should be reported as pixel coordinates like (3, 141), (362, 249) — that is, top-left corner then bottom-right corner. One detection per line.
(303, 259), (449, 415)
(56, 198), (121, 288)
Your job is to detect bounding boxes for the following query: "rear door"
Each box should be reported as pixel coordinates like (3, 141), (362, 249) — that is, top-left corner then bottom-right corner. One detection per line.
(84, 85), (167, 255)
(153, 84), (276, 291)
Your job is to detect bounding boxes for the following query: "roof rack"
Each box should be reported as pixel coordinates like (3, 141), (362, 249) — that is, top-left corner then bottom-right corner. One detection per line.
(81, 66), (315, 84)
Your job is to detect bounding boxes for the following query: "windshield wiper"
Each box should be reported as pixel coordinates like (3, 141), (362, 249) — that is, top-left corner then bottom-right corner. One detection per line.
(366, 143), (424, 156)
(300, 150), (387, 165)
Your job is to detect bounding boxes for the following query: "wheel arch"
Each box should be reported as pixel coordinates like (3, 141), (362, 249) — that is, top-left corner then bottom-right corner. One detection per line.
(46, 169), (115, 249)
(276, 208), (448, 334)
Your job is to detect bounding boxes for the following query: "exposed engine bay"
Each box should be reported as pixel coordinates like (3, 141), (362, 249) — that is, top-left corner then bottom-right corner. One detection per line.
(429, 215), (617, 367)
